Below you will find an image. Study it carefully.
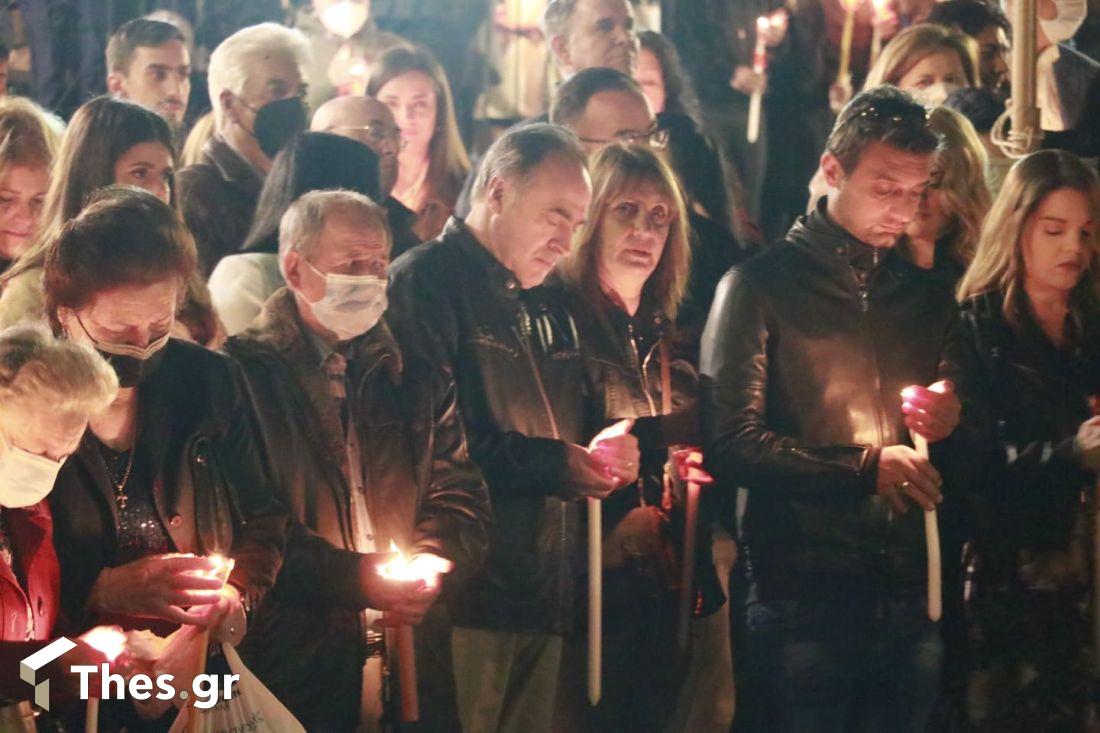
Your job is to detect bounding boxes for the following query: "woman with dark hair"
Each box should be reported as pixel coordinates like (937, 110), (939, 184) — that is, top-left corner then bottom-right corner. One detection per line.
(367, 45), (471, 241)
(636, 30), (701, 124)
(207, 131), (384, 336)
(659, 112), (751, 365)
(943, 149), (1100, 731)
(559, 143), (725, 732)
(44, 185), (285, 730)
(0, 96), (222, 347)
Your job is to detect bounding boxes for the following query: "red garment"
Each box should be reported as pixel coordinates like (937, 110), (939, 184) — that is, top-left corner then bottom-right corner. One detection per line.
(0, 501), (62, 701)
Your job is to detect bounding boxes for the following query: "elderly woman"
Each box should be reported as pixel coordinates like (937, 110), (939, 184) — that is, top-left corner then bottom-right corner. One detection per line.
(943, 149), (1100, 731)
(0, 325), (120, 725)
(558, 143), (723, 731)
(42, 186), (285, 728)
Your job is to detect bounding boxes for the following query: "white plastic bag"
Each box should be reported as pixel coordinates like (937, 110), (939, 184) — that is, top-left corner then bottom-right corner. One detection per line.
(168, 640), (305, 733)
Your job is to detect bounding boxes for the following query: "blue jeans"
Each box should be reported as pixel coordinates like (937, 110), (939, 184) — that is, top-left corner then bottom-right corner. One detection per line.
(737, 595), (943, 733)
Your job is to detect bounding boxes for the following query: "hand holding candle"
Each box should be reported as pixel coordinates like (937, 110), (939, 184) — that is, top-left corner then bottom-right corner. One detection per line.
(376, 543), (453, 724)
(901, 383), (949, 622)
(901, 380), (960, 444)
(582, 419), (634, 706)
(81, 626), (128, 733)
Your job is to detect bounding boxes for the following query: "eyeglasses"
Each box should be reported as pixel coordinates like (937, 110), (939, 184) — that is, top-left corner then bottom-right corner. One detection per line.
(329, 124), (407, 151)
(579, 121), (669, 149)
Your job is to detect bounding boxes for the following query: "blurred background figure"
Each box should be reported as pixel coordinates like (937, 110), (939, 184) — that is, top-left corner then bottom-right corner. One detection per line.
(105, 18), (191, 134)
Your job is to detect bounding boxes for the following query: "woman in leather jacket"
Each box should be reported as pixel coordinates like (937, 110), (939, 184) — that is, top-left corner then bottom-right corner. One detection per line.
(942, 149), (1100, 732)
(558, 143), (722, 731)
(42, 187), (286, 731)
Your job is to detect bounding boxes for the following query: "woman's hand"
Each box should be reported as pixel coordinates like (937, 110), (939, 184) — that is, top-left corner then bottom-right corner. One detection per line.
(88, 553), (225, 625)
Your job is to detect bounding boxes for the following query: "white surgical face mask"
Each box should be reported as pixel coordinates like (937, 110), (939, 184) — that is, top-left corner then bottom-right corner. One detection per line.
(0, 436), (64, 508)
(912, 81), (962, 109)
(305, 260), (389, 341)
(1040, 0), (1087, 42)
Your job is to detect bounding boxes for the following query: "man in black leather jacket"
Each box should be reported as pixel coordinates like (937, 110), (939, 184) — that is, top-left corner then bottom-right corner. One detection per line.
(387, 124), (641, 733)
(701, 86), (962, 732)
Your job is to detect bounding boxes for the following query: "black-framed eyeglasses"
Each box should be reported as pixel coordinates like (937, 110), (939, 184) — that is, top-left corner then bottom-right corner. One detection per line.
(579, 121), (669, 149)
(329, 124), (407, 151)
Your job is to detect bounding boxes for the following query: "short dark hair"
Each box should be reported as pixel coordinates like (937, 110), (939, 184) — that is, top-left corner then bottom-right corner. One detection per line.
(243, 132), (382, 254)
(825, 85), (939, 172)
(106, 18), (186, 74)
(44, 186), (196, 328)
(945, 86), (1005, 133)
(550, 67), (645, 128)
(926, 0), (1010, 38)
(472, 123), (587, 202)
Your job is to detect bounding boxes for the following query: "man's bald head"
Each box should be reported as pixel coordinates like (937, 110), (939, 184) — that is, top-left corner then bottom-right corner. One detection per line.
(311, 95), (401, 195)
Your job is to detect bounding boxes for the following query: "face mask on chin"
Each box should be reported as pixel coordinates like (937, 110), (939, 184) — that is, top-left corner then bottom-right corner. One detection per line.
(303, 260), (389, 342)
(0, 435), (64, 508)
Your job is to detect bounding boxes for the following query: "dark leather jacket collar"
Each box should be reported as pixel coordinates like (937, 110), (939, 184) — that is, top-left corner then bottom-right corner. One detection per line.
(443, 217), (523, 298)
(788, 199), (902, 277)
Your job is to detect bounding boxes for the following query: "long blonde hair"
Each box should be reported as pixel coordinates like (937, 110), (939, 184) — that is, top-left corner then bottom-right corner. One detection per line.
(563, 143), (691, 320)
(957, 149), (1100, 324)
(864, 23), (979, 90)
(926, 106), (990, 265)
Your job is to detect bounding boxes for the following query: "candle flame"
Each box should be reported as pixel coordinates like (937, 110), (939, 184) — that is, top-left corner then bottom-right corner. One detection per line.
(756, 15), (770, 30)
(82, 626), (127, 663)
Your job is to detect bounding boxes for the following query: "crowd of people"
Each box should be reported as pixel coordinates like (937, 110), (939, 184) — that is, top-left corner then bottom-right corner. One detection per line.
(0, 0), (1095, 732)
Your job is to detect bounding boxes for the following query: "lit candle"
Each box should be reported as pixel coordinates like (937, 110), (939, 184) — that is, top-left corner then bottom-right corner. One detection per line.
(870, 0), (891, 67)
(185, 554), (234, 733)
(747, 17), (770, 144)
(901, 387), (943, 622)
(583, 418), (633, 705)
(82, 626), (127, 733)
(377, 542), (450, 723)
(677, 451), (704, 651)
(836, 0), (859, 85)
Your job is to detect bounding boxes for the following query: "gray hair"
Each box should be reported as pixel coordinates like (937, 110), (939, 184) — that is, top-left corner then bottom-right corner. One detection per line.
(0, 324), (117, 418)
(541, 0), (580, 39)
(207, 22), (311, 126)
(278, 189), (390, 274)
(471, 123), (588, 203)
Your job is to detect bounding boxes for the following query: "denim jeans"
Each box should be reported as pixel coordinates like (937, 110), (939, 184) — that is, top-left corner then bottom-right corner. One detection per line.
(737, 594), (943, 733)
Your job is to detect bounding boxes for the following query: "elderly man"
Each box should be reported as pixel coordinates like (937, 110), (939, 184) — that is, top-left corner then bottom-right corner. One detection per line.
(105, 18), (191, 131)
(388, 124), (640, 733)
(310, 95), (421, 258)
(542, 0), (639, 78)
(177, 22), (311, 276)
(226, 190), (490, 732)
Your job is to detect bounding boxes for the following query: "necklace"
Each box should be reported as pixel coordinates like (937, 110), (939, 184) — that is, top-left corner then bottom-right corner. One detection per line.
(97, 439), (136, 510)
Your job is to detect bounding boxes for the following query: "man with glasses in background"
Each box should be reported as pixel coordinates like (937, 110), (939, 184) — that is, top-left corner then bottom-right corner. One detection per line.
(311, 95), (422, 259)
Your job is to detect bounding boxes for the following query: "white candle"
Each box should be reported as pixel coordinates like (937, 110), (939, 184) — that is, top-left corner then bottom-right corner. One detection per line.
(870, 0), (890, 66)
(747, 17), (770, 144)
(901, 387), (943, 623)
(837, 0), (858, 83)
(588, 497), (602, 705)
(81, 626), (127, 733)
